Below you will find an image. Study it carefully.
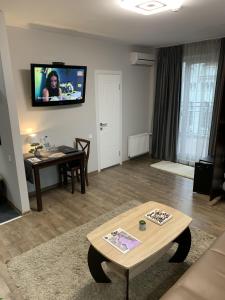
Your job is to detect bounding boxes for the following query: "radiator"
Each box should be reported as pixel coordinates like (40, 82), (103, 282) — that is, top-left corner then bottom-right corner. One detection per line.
(128, 133), (150, 158)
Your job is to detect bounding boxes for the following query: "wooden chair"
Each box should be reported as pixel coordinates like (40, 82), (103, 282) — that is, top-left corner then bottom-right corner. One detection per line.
(60, 138), (90, 194)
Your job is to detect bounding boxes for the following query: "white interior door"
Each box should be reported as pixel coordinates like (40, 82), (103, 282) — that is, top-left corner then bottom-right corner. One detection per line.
(96, 71), (122, 170)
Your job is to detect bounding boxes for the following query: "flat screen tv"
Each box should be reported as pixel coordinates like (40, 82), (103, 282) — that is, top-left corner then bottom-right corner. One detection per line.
(31, 64), (87, 106)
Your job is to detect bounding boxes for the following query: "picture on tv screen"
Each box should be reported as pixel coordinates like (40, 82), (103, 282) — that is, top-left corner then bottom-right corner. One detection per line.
(31, 64), (87, 106)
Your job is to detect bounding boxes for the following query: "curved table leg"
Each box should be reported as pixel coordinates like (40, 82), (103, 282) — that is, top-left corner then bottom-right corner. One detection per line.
(169, 227), (191, 263)
(88, 245), (111, 283)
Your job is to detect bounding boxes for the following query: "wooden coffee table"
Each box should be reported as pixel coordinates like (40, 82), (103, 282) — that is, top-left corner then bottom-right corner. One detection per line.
(87, 201), (192, 299)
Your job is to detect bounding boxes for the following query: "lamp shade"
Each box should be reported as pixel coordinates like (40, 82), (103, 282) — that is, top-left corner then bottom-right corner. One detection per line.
(27, 133), (39, 145)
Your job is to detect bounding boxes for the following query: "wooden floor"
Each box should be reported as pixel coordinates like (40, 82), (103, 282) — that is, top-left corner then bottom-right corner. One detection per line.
(1, 156), (225, 298)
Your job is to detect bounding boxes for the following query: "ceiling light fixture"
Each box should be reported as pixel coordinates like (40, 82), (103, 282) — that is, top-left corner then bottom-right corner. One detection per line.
(120, 0), (183, 15)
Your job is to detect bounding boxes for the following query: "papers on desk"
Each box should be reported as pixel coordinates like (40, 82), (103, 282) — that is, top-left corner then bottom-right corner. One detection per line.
(27, 157), (41, 164)
(48, 152), (65, 158)
(38, 150), (65, 159)
(26, 152), (65, 163)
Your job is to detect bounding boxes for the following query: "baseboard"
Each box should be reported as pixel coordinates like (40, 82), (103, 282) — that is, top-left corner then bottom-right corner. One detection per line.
(27, 156), (147, 197)
(28, 183), (60, 197)
(123, 153), (150, 163)
(28, 169), (98, 197)
(89, 170), (98, 176)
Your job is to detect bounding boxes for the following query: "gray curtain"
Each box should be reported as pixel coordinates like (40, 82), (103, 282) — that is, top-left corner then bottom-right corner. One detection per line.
(152, 45), (183, 162)
(208, 38), (225, 156)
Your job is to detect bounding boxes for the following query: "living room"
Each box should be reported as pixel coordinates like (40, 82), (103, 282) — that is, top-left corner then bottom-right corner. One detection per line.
(0, 0), (225, 299)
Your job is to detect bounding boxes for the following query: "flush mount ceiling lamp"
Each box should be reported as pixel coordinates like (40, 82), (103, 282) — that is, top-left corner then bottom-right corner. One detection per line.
(120, 0), (183, 15)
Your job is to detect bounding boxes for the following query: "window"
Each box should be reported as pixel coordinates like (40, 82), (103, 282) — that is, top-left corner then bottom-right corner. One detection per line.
(177, 40), (220, 165)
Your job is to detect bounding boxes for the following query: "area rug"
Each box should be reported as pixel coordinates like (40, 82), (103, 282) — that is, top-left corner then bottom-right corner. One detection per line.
(150, 161), (194, 179)
(7, 200), (215, 300)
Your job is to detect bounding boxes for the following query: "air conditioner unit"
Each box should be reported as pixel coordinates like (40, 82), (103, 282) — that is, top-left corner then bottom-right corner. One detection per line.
(130, 52), (155, 66)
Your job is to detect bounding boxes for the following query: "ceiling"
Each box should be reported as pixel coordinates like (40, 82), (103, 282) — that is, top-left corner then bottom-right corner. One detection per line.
(0, 0), (225, 47)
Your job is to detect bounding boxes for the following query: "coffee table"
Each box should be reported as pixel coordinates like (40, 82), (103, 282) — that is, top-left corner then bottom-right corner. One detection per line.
(87, 201), (192, 299)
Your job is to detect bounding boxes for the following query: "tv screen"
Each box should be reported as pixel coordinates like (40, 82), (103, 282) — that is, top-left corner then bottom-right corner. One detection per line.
(31, 64), (87, 106)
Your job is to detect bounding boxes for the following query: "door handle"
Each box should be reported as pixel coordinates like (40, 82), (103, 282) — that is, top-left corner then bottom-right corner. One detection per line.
(100, 123), (108, 127)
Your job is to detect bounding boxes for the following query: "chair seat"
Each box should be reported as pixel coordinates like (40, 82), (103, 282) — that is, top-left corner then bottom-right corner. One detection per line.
(68, 160), (81, 169)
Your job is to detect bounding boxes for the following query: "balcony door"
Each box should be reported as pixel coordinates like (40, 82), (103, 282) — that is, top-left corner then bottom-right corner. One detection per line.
(177, 41), (220, 165)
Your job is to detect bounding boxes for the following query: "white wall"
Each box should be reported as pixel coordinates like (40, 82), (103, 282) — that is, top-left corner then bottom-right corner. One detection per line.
(7, 26), (154, 191)
(0, 12), (30, 212)
(148, 62), (157, 154)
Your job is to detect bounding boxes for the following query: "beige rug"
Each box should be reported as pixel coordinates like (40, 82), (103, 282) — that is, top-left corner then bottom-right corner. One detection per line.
(7, 200), (215, 300)
(151, 161), (194, 179)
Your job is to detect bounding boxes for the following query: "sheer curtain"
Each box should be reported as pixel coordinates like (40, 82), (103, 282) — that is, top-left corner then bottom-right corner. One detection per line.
(177, 40), (220, 165)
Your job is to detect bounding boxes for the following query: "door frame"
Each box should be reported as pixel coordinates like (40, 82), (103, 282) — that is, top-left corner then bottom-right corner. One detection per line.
(95, 70), (123, 172)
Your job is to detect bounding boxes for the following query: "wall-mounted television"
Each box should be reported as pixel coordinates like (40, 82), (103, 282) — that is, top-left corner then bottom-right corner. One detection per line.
(31, 64), (87, 106)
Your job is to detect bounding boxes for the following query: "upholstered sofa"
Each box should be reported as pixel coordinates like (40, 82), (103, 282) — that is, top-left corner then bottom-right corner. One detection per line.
(161, 231), (225, 300)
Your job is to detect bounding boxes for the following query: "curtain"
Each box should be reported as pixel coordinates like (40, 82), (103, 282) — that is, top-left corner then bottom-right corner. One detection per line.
(152, 45), (183, 162)
(208, 38), (225, 156)
(177, 40), (220, 165)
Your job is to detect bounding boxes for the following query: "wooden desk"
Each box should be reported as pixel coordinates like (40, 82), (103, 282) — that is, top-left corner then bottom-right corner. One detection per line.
(24, 150), (86, 211)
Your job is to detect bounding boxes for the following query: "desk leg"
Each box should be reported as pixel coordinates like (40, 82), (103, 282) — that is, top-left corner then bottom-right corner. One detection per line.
(80, 157), (86, 194)
(33, 167), (42, 212)
(62, 164), (68, 185)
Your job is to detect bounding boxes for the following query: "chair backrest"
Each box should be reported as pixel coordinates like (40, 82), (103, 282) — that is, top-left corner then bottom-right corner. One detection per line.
(75, 138), (90, 162)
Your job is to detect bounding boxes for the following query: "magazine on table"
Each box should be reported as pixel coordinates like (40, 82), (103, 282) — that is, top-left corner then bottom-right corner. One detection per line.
(145, 209), (172, 225)
(103, 228), (141, 254)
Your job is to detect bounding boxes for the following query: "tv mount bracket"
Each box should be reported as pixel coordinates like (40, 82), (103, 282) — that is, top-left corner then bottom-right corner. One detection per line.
(52, 62), (65, 65)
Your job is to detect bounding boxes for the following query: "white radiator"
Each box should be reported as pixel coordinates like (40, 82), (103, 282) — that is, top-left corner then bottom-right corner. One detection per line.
(128, 133), (150, 158)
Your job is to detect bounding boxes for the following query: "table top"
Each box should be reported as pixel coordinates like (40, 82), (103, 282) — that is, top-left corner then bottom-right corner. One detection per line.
(24, 149), (84, 167)
(87, 201), (192, 269)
